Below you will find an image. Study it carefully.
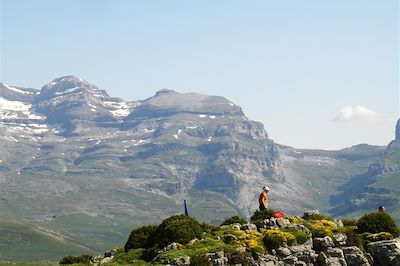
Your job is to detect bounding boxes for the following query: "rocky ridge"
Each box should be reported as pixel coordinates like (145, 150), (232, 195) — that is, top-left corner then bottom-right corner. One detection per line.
(74, 210), (400, 266)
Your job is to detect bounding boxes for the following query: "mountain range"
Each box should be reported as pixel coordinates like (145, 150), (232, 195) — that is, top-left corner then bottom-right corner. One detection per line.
(0, 76), (398, 260)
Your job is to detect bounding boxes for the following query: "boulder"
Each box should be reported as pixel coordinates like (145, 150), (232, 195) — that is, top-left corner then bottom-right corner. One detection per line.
(333, 233), (347, 246)
(231, 223), (241, 230)
(164, 242), (178, 251)
(241, 222), (257, 231)
(342, 246), (371, 266)
(276, 218), (291, 228)
(287, 244), (317, 264)
(318, 250), (347, 266)
(257, 254), (281, 266)
(170, 256), (191, 265)
(283, 255), (298, 264)
(313, 236), (335, 252)
(104, 248), (118, 258)
(258, 218), (279, 230)
(99, 257), (113, 265)
(334, 219), (344, 227)
(277, 247), (291, 257)
(206, 251), (228, 266)
(368, 239), (400, 266)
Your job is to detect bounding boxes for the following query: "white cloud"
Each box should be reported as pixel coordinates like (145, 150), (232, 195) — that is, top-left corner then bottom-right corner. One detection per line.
(335, 105), (377, 121)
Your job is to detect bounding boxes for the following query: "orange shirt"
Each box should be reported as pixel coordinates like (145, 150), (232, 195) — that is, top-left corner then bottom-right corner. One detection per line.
(258, 191), (268, 208)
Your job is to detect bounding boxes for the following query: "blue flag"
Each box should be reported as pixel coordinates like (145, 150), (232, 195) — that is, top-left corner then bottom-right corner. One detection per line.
(184, 199), (189, 216)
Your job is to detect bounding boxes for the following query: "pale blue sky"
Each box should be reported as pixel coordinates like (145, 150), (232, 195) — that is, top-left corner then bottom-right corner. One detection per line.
(1, 0), (398, 149)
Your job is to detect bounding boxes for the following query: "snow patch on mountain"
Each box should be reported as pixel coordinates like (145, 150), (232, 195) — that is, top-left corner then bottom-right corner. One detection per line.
(3, 83), (35, 95)
(0, 97), (31, 111)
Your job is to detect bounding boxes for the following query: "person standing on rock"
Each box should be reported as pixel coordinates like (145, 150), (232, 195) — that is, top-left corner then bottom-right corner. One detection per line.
(258, 186), (269, 210)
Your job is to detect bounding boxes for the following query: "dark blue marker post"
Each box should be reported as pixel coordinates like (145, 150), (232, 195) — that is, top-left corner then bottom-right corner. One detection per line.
(184, 199), (189, 216)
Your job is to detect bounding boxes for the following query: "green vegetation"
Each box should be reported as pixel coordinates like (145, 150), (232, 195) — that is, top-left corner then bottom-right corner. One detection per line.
(0, 219), (95, 261)
(124, 225), (157, 251)
(220, 215), (247, 226)
(302, 213), (333, 221)
(282, 228), (309, 245)
(357, 212), (399, 237)
(250, 209), (277, 224)
(106, 249), (154, 266)
(59, 254), (92, 264)
(151, 215), (204, 248)
(262, 230), (296, 250)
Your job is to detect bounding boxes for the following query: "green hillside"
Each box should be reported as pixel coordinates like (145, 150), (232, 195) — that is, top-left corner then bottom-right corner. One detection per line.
(0, 218), (96, 261)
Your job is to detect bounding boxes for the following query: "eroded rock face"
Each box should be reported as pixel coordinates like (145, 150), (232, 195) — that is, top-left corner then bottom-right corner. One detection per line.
(342, 246), (371, 266)
(368, 239), (400, 266)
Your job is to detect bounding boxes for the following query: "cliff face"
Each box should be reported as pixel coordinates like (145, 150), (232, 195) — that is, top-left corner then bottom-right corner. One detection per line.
(396, 119), (400, 140)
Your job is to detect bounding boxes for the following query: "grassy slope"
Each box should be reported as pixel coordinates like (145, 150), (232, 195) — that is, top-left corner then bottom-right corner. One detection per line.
(0, 219), (96, 261)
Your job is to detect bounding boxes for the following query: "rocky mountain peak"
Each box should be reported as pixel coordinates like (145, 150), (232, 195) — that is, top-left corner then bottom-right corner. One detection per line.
(154, 88), (177, 96)
(396, 119), (400, 140)
(128, 90), (243, 120)
(38, 75), (109, 101)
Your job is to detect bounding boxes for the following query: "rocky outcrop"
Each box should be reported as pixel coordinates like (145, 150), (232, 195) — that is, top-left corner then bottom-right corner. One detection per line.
(368, 239), (400, 266)
(396, 119), (400, 140)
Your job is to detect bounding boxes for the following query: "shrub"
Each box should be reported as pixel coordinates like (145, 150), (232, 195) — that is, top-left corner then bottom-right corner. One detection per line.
(190, 254), (212, 266)
(151, 215), (204, 248)
(250, 209), (277, 224)
(344, 229), (365, 251)
(111, 248), (150, 265)
(262, 230), (295, 250)
(140, 247), (160, 262)
(282, 228), (309, 245)
(124, 225), (158, 251)
(342, 219), (358, 227)
(303, 220), (337, 238)
(302, 213), (333, 221)
(251, 245), (266, 256)
(220, 215), (247, 226)
(357, 212), (399, 237)
(59, 254), (92, 264)
(201, 222), (216, 233)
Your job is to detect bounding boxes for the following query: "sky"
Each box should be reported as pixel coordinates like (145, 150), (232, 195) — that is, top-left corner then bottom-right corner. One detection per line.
(0, 0), (398, 150)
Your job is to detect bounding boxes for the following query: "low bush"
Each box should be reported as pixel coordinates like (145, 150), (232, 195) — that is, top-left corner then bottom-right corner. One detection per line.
(357, 212), (399, 237)
(250, 209), (277, 224)
(59, 254), (92, 264)
(303, 220), (337, 238)
(344, 229), (365, 251)
(201, 222), (216, 233)
(140, 247), (160, 262)
(151, 215), (204, 248)
(220, 215), (247, 226)
(262, 230), (295, 250)
(282, 228), (309, 245)
(124, 225), (157, 251)
(342, 219), (358, 227)
(302, 213), (333, 221)
(110, 248), (151, 265)
(190, 254), (212, 266)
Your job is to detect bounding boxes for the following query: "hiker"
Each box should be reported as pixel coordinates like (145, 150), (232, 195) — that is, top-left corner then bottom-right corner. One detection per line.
(378, 205), (385, 213)
(258, 186), (269, 211)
